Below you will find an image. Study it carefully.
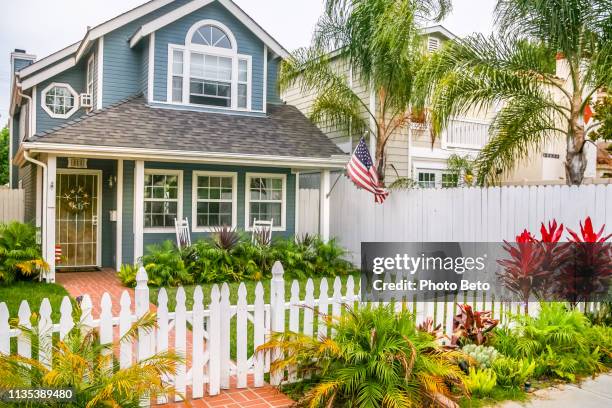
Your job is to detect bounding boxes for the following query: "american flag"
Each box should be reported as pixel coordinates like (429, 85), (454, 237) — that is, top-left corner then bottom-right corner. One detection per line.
(346, 137), (389, 204)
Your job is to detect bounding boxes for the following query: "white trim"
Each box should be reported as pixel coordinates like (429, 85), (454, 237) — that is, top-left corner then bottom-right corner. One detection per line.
(128, 0), (289, 58)
(419, 25), (458, 41)
(8, 117), (13, 187)
(130, 0), (216, 48)
(319, 170), (330, 241)
(18, 44), (75, 78)
(45, 155), (57, 281)
(148, 33), (155, 103)
(21, 58), (76, 90)
(244, 172), (287, 231)
(294, 170), (300, 236)
(143, 168), (184, 233)
(97, 37), (104, 110)
(191, 170), (238, 232)
(40, 82), (80, 119)
(35, 166), (42, 228)
(31, 86), (37, 135)
(56, 168), (103, 267)
(116, 159), (123, 271)
(75, 0), (174, 62)
(263, 46), (267, 112)
(21, 142), (349, 169)
(185, 19), (237, 50)
(133, 160), (145, 263)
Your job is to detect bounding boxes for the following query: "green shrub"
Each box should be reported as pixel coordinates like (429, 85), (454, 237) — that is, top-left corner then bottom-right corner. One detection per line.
(465, 367), (497, 398)
(117, 264), (138, 287)
(259, 304), (467, 407)
(586, 324), (612, 365)
(462, 344), (501, 368)
(0, 222), (47, 284)
(492, 357), (535, 389)
(492, 303), (605, 381)
(141, 241), (192, 286)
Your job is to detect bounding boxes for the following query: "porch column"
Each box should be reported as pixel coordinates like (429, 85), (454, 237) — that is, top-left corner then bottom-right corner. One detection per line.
(115, 159), (123, 271)
(44, 155), (56, 282)
(319, 170), (331, 242)
(133, 160), (145, 264)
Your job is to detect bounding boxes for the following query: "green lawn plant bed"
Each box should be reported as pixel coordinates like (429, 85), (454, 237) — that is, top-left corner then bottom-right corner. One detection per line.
(0, 281), (71, 323)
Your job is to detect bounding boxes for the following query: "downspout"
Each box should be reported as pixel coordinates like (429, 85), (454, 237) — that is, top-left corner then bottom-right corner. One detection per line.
(16, 84), (34, 140)
(23, 150), (49, 282)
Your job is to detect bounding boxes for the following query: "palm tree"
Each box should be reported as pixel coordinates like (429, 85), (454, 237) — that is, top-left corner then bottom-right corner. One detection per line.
(0, 312), (182, 407)
(279, 0), (451, 183)
(417, 0), (612, 185)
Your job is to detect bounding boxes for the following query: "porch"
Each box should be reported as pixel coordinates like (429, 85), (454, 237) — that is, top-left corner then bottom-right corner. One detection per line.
(26, 154), (337, 282)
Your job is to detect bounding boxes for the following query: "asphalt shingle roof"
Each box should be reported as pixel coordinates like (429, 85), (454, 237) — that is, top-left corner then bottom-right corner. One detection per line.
(28, 96), (345, 159)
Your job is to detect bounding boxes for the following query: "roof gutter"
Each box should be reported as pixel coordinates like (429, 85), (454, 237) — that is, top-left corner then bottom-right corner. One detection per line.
(18, 142), (348, 170)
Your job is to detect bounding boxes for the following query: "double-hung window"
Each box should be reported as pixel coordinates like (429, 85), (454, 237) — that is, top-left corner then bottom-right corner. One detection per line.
(168, 21), (251, 110)
(246, 173), (286, 230)
(192, 171), (237, 230)
(144, 170), (183, 231)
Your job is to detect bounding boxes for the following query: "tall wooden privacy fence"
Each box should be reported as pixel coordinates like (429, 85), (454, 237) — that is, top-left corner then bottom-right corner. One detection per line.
(0, 188), (24, 223)
(328, 178), (612, 261)
(0, 262), (603, 404)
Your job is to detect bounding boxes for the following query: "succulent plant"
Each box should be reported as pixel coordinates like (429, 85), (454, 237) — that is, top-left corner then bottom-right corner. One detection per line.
(462, 344), (501, 368)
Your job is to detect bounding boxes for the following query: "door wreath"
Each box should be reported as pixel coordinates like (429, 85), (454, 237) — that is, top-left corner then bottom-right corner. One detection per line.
(63, 186), (91, 213)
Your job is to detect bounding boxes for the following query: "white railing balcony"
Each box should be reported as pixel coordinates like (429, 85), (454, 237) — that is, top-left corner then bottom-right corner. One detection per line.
(442, 117), (491, 150)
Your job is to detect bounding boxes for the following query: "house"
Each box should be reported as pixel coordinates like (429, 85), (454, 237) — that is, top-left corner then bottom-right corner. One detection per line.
(8, 0), (347, 282)
(283, 25), (575, 188)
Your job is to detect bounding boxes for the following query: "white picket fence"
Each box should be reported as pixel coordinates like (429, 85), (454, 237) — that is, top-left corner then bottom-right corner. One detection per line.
(328, 178), (612, 262)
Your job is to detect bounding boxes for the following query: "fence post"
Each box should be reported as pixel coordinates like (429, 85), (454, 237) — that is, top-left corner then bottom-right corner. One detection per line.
(270, 261), (285, 386)
(135, 266), (152, 407)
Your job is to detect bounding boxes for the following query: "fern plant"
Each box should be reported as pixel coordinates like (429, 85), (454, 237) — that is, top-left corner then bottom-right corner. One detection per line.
(0, 312), (182, 407)
(141, 241), (191, 286)
(0, 221), (47, 284)
(491, 357), (535, 389)
(464, 367), (497, 398)
(259, 304), (467, 407)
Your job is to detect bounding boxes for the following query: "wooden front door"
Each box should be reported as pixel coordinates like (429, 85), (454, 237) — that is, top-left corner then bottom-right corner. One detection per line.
(56, 170), (101, 268)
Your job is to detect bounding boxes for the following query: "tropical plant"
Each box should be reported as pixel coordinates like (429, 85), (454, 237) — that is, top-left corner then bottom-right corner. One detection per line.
(0, 312), (182, 407)
(462, 344), (501, 368)
(590, 96), (612, 141)
(279, 0), (451, 183)
(446, 154), (474, 186)
(212, 225), (242, 250)
(260, 304), (467, 407)
(464, 367), (497, 398)
(0, 221), (48, 284)
(117, 264), (138, 288)
(451, 304), (499, 346)
(0, 127), (9, 186)
(141, 241), (192, 286)
(417, 0), (612, 185)
(491, 357), (535, 389)
(491, 303), (605, 381)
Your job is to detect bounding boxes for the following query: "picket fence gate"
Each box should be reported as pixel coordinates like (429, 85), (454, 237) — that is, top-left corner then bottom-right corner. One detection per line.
(0, 261), (602, 405)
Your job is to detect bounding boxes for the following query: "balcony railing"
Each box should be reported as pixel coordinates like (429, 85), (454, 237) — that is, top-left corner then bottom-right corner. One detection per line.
(442, 118), (491, 150)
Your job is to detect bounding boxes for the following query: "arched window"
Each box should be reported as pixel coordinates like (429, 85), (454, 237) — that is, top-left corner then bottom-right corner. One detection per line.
(169, 20), (251, 110)
(191, 24), (232, 49)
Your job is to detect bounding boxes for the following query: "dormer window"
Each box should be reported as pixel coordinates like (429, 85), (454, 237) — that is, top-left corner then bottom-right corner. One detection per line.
(167, 20), (251, 110)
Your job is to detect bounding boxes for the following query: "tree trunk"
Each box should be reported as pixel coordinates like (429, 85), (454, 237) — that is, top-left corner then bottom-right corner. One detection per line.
(565, 77), (588, 185)
(565, 147), (587, 185)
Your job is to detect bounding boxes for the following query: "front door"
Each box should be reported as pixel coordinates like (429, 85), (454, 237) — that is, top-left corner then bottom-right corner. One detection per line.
(56, 170), (101, 268)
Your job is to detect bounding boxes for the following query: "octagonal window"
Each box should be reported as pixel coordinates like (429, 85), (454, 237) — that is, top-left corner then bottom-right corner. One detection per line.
(41, 83), (79, 119)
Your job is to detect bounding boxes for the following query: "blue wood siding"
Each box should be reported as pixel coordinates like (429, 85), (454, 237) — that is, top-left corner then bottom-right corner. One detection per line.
(140, 40), (149, 97)
(140, 162), (295, 249)
(35, 63), (86, 134)
(267, 54), (282, 105)
(56, 158), (117, 268)
(122, 161), (135, 266)
(153, 1), (265, 110)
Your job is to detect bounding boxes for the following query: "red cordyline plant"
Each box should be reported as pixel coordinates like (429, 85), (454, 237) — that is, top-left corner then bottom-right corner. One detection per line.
(557, 217), (612, 304)
(498, 216), (611, 311)
(451, 304), (499, 346)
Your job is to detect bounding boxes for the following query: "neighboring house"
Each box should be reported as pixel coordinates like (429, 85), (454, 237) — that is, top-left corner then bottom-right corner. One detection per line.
(8, 0), (346, 281)
(283, 25), (497, 188)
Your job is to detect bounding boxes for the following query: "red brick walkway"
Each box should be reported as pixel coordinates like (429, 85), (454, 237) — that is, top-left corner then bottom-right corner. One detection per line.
(56, 269), (294, 407)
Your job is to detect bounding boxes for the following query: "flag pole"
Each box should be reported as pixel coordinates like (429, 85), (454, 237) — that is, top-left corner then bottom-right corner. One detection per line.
(326, 170), (345, 198)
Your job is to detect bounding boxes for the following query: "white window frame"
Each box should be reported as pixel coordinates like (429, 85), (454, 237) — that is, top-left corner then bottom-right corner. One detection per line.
(41, 82), (79, 119)
(86, 54), (95, 95)
(245, 172), (287, 231)
(143, 169), (183, 233)
(166, 19), (252, 111)
(192, 171), (238, 232)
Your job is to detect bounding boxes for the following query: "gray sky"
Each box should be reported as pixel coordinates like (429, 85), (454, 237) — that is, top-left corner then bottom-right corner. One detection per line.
(0, 0), (496, 122)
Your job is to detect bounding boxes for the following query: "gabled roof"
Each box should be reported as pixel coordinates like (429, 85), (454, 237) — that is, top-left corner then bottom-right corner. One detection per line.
(24, 96), (345, 167)
(17, 0), (288, 89)
(129, 0), (289, 58)
(419, 25), (458, 41)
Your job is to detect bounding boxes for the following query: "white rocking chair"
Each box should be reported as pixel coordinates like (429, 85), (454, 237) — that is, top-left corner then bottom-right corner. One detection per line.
(175, 217), (191, 249)
(251, 218), (273, 246)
